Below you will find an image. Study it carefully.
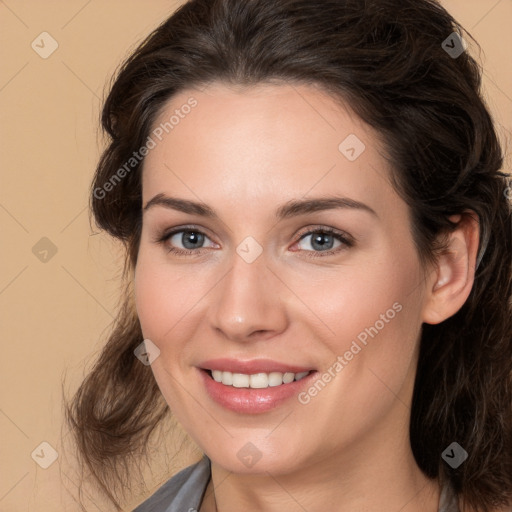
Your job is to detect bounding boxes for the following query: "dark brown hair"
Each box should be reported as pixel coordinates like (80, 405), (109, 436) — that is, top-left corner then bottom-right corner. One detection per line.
(64, 0), (512, 510)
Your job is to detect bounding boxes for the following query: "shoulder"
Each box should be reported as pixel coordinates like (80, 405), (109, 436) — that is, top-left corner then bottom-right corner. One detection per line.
(132, 455), (211, 512)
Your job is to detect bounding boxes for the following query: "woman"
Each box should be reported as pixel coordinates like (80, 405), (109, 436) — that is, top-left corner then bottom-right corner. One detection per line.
(65, 0), (512, 511)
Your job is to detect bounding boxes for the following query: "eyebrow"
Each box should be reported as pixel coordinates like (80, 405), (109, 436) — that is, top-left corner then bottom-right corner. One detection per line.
(143, 193), (378, 220)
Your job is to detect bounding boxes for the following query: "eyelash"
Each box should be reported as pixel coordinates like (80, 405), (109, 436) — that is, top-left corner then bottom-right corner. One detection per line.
(153, 224), (354, 259)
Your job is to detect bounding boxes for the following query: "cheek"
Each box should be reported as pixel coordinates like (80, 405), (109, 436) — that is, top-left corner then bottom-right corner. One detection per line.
(134, 252), (185, 345)
(314, 244), (423, 378)
(134, 260), (164, 340)
(133, 250), (212, 357)
(133, 257), (193, 408)
(294, 257), (423, 443)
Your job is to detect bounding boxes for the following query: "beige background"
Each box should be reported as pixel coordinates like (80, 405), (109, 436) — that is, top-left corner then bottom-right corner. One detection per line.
(1, 1), (511, 510)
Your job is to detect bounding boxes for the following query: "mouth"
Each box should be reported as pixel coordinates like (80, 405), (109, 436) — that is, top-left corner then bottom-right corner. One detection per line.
(198, 360), (318, 414)
(202, 368), (314, 389)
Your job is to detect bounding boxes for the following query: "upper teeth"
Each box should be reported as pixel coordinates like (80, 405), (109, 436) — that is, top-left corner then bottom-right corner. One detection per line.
(211, 370), (310, 388)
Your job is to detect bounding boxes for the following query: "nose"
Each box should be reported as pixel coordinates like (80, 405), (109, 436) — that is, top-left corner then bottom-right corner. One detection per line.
(208, 250), (288, 343)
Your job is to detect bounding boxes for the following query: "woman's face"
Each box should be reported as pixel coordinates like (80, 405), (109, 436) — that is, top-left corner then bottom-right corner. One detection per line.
(135, 82), (432, 475)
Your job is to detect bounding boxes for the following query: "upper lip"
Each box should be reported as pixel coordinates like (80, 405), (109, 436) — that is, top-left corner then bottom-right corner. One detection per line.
(199, 358), (315, 374)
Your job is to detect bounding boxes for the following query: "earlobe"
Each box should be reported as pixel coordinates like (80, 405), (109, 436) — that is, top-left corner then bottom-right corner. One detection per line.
(422, 213), (480, 325)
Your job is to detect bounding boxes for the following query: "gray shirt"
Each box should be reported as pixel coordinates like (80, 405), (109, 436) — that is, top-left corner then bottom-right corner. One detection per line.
(132, 455), (459, 511)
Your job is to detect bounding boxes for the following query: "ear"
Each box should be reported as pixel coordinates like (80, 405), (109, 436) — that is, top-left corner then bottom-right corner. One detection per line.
(422, 212), (480, 325)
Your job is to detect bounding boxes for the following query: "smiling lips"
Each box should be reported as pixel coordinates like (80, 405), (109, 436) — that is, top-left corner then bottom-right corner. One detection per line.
(198, 358), (317, 413)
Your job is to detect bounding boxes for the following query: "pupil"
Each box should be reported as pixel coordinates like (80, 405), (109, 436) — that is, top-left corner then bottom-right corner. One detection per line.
(312, 233), (333, 251)
(183, 231), (204, 249)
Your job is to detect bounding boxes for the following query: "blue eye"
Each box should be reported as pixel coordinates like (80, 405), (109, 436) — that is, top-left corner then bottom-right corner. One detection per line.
(154, 225), (354, 258)
(294, 228), (353, 258)
(158, 228), (216, 255)
(298, 231), (341, 251)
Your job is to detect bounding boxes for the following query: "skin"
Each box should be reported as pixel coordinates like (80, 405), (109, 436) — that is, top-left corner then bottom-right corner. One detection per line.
(134, 82), (480, 512)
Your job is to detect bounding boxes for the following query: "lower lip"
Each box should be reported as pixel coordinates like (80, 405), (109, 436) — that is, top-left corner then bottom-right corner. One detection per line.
(199, 369), (317, 414)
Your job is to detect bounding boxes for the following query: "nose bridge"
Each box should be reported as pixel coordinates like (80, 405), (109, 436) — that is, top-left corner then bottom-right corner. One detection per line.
(210, 247), (286, 340)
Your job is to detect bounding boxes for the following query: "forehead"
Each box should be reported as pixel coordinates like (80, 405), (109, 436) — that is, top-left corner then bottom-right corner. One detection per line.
(141, 82), (397, 219)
